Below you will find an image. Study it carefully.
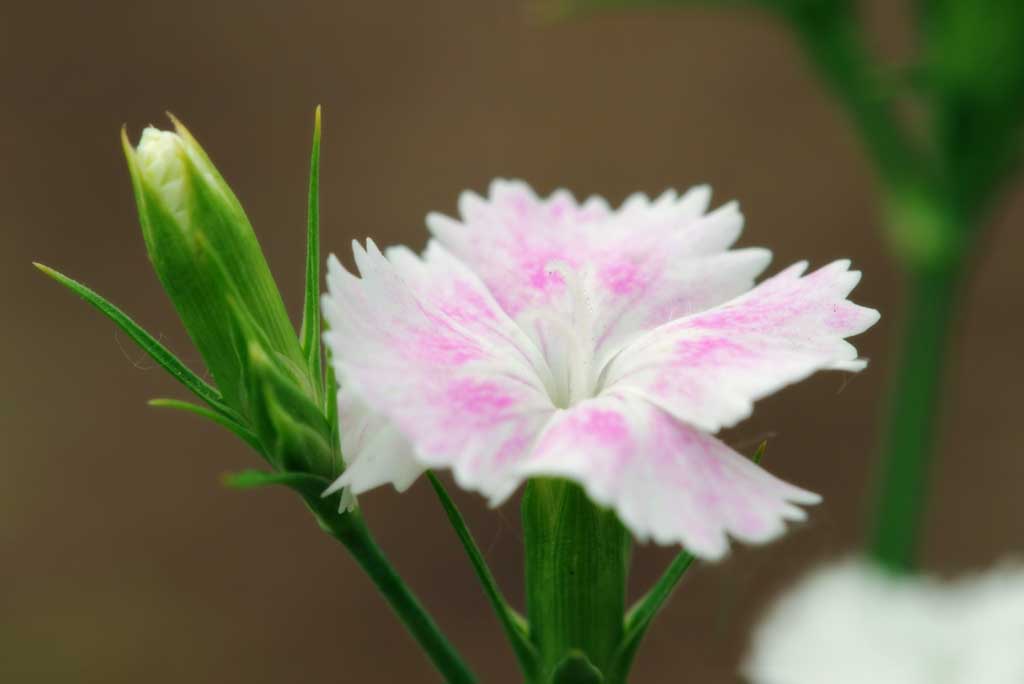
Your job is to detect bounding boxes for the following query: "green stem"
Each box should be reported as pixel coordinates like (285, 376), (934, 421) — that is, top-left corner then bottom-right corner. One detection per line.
(427, 472), (539, 680)
(869, 263), (963, 572)
(606, 551), (696, 682)
(310, 499), (477, 684)
(522, 479), (631, 681)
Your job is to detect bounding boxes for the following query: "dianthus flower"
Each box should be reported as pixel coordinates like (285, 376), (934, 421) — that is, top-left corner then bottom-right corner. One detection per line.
(322, 180), (878, 558)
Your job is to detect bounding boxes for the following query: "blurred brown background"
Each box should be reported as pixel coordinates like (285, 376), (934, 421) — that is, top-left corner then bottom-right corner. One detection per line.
(2, 1), (1022, 682)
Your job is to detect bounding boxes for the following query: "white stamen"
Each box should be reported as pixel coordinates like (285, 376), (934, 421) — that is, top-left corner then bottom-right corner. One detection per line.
(526, 262), (603, 409)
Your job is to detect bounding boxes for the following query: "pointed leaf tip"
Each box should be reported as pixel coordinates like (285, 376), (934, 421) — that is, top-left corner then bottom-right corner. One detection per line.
(34, 263), (237, 420)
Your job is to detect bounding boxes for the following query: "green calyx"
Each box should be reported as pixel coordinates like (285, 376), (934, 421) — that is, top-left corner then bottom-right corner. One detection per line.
(245, 339), (339, 478)
(522, 479), (631, 683)
(122, 117), (307, 417)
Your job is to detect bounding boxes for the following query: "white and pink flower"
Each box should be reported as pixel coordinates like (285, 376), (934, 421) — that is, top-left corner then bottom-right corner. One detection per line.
(321, 180), (878, 559)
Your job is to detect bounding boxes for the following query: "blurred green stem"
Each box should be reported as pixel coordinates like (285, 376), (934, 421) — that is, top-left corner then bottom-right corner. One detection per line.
(870, 260), (963, 571)
(780, 3), (967, 571)
(782, 2), (922, 191)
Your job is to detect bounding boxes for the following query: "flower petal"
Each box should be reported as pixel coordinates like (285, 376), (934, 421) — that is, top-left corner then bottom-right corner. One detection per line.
(323, 386), (424, 498)
(427, 180), (770, 365)
(603, 260), (880, 433)
(322, 241), (555, 500)
(517, 393), (819, 559)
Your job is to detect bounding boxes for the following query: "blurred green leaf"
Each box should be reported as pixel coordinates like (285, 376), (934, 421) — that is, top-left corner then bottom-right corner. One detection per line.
(922, 0), (1024, 213)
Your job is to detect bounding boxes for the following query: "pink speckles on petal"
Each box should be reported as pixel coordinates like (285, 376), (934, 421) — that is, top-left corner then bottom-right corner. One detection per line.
(600, 260), (645, 295)
(447, 378), (516, 418)
(426, 180), (763, 371)
(518, 393), (819, 559)
(671, 336), (748, 366)
(322, 241), (553, 499)
(556, 406), (631, 446)
(581, 408), (630, 443)
(412, 322), (484, 365)
(604, 260), (880, 433)
(525, 257), (569, 295)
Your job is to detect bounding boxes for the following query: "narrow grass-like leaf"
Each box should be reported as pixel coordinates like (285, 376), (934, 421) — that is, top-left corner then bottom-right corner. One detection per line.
(608, 550), (696, 681)
(299, 106), (323, 398)
(148, 398), (264, 455)
(35, 262), (239, 421)
(427, 472), (538, 679)
(222, 468), (330, 496)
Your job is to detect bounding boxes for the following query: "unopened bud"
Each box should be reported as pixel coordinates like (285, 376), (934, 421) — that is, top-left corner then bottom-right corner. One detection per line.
(123, 117), (306, 417)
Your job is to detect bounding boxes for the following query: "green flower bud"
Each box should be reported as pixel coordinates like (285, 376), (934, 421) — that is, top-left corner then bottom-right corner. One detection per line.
(122, 117), (306, 416)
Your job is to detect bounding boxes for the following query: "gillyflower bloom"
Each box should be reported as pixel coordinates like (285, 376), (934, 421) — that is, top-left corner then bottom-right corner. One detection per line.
(322, 180), (878, 558)
(744, 558), (1024, 684)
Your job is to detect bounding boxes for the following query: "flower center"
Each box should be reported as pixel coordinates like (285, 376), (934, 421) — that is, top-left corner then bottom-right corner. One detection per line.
(527, 263), (604, 409)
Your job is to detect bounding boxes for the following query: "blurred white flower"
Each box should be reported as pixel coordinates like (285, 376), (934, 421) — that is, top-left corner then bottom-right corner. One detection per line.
(744, 557), (1024, 684)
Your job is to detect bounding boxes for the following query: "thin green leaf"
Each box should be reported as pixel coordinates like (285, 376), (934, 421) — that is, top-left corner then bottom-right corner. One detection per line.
(222, 468), (330, 496)
(607, 551), (696, 681)
(148, 398), (264, 455)
(299, 106), (323, 398)
(427, 472), (538, 679)
(35, 262), (239, 421)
